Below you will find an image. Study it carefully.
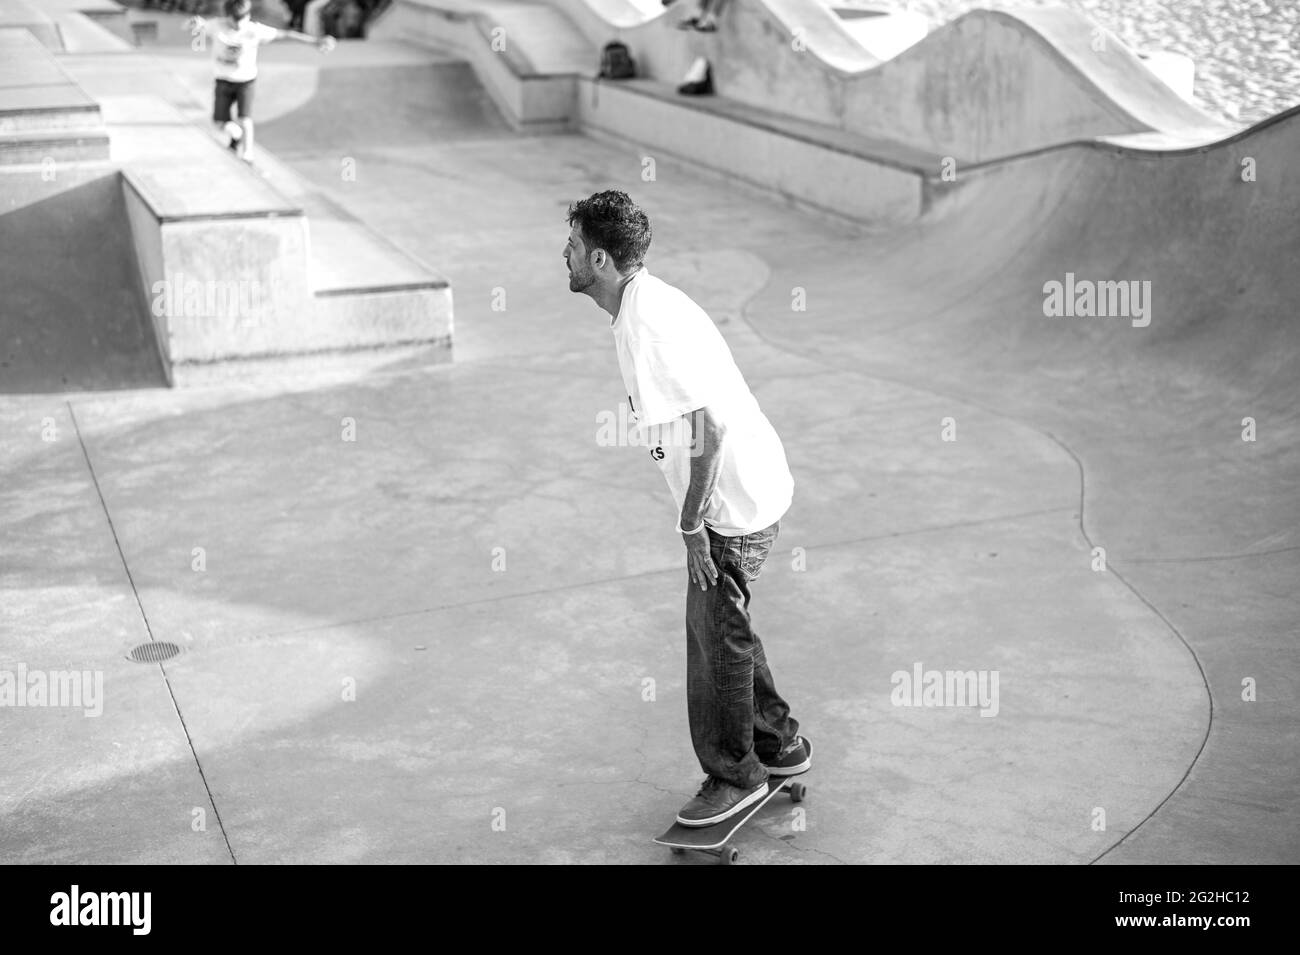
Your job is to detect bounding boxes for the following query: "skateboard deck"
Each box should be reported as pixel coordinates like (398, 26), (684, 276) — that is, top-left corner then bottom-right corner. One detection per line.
(654, 773), (808, 865)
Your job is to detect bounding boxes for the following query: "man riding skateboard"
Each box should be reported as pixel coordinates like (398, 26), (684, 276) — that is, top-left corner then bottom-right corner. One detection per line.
(564, 190), (811, 827)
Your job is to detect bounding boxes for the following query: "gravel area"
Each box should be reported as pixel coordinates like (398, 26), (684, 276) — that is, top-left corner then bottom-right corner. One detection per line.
(860, 0), (1299, 124)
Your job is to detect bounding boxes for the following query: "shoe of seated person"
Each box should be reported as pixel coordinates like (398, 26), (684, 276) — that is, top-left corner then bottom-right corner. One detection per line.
(677, 60), (713, 96)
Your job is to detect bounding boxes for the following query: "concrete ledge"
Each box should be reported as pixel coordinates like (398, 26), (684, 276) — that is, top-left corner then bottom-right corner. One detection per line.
(579, 78), (924, 224)
(53, 11), (136, 53)
(309, 218), (449, 298)
(249, 144), (454, 357)
(113, 94), (452, 369)
(76, 3), (136, 46)
(0, 29), (73, 84)
(311, 285), (454, 355)
(119, 163), (171, 384)
(370, 0), (584, 130)
(168, 340), (452, 388)
(307, 218), (453, 354)
(110, 100), (314, 366)
(121, 165), (314, 365)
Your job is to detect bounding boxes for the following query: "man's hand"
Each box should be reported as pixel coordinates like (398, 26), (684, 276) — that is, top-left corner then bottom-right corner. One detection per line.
(683, 528), (717, 591)
(317, 35), (337, 52)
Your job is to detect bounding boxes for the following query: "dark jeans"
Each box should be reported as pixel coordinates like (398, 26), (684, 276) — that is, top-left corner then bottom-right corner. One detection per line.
(686, 520), (799, 789)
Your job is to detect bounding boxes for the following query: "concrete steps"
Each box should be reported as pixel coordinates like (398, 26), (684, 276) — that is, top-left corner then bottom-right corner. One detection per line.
(0, 95), (101, 134)
(0, 127), (110, 164)
(0, 29), (110, 164)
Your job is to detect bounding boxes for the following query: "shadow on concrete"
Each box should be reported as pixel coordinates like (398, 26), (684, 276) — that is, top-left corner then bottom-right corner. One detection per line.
(0, 173), (166, 394)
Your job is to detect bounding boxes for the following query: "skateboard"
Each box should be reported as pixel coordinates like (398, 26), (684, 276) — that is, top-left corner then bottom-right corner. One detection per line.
(654, 772), (808, 865)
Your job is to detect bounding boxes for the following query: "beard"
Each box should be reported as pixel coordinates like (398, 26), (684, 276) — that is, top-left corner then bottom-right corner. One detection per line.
(568, 267), (594, 293)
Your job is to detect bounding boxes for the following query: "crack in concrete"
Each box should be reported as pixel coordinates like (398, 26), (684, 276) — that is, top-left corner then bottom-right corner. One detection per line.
(1037, 431), (1217, 865)
(1122, 544), (1300, 564)
(750, 823), (851, 865)
(631, 721), (689, 800)
(67, 401), (239, 866)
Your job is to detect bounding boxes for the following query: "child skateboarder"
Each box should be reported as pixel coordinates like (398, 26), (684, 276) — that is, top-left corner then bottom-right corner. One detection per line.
(187, 0), (335, 163)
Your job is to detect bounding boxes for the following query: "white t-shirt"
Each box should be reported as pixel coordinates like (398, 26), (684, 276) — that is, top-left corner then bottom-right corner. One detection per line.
(204, 19), (279, 83)
(610, 268), (794, 537)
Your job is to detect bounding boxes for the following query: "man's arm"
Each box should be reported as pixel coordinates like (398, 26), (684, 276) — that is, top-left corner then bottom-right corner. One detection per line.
(680, 405), (726, 531)
(680, 405), (727, 591)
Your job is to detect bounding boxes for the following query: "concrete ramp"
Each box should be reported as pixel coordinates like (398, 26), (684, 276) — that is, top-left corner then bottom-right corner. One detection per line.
(742, 104), (1300, 562)
(255, 45), (513, 151)
(0, 172), (167, 393)
(827, 107), (1300, 430)
(738, 105), (1300, 862)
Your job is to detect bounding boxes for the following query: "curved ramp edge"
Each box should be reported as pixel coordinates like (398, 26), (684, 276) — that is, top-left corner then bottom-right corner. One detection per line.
(511, 0), (1241, 160)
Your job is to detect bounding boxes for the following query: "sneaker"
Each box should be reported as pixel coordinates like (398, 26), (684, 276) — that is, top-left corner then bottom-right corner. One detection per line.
(762, 735), (812, 776)
(676, 776), (767, 827)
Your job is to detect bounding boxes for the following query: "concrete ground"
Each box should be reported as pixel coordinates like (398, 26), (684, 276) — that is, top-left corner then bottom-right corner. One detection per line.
(2, 30), (1296, 864)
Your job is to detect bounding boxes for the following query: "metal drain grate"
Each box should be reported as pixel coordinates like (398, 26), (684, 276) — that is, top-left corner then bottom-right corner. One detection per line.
(127, 641), (181, 664)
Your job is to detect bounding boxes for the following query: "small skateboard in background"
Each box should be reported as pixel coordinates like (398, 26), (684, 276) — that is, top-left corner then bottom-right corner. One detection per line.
(653, 774), (808, 865)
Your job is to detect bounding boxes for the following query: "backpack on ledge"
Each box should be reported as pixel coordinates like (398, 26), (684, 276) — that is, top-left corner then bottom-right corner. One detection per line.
(599, 41), (636, 80)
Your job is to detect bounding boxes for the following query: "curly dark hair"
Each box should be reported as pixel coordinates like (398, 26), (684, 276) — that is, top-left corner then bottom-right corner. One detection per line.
(567, 190), (651, 273)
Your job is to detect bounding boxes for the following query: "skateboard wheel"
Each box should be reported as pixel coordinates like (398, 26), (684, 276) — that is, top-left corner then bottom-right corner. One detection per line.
(671, 847), (686, 856)
(789, 783), (807, 803)
(721, 846), (739, 865)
